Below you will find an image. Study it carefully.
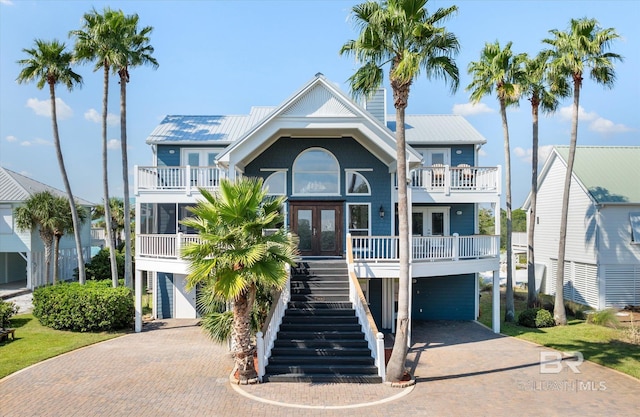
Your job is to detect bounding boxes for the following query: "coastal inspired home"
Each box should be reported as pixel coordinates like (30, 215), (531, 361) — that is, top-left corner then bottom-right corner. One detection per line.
(134, 73), (502, 334)
(0, 166), (94, 290)
(523, 146), (640, 310)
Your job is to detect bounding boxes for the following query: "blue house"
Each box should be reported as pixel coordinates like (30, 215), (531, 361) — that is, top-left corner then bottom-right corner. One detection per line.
(133, 74), (502, 346)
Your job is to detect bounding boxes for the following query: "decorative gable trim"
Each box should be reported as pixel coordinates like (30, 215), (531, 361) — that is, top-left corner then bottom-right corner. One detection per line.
(281, 84), (356, 118)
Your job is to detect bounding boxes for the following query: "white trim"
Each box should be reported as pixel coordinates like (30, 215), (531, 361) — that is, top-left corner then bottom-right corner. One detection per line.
(263, 170), (287, 196)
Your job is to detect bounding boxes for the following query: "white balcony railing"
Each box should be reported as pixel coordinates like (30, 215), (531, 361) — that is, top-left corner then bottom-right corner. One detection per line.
(351, 234), (499, 262)
(136, 165), (227, 192)
(137, 233), (202, 259)
(405, 166), (500, 194)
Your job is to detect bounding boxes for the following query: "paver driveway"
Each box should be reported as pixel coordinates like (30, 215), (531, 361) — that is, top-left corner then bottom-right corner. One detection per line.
(1, 320), (638, 416)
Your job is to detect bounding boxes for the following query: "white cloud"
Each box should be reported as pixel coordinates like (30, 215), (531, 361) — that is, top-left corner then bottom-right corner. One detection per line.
(107, 139), (120, 150)
(0, 0), (14, 5)
(84, 108), (119, 125)
(20, 141), (31, 147)
(558, 105), (632, 135)
(34, 138), (51, 146)
(6, 135), (17, 142)
(452, 102), (494, 116)
(26, 97), (73, 120)
(513, 145), (555, 164)
(478, 148), (487, 157)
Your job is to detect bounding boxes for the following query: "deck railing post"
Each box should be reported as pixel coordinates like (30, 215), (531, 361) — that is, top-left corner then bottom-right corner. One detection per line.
(453, 233), (459, 261)
(376, 332), (386, 381)
(256, 331), (265, 381)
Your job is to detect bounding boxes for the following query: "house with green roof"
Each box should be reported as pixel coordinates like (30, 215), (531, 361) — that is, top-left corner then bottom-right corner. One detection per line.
(523, 146), (640, 309)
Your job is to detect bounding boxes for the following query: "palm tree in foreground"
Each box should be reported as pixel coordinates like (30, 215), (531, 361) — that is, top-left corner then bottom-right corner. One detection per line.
(16, 39), (87, 284)
(467, 40), (523, 323)
(543, 18), (622, 325)
(15, 191), (61, 285)
(519, 51), (569, 307)
(340, 0), (459, 383)
(181, 178), (298, 383)
(113, 12), (158, 288)
(71, 7), (122, 287)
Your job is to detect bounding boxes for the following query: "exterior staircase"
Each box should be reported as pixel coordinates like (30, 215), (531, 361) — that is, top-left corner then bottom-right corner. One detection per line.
(263, 260), (382, 383)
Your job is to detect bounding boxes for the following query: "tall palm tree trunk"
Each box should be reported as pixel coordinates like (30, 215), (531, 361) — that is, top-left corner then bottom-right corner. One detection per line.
(40, 230), (53, 285)
(119, 69), (133, 288)
(102, 63), (119, 287)
(233, 285), (257, 382)
(527, 100), (540, 307)
(386, 80), (411, 382)
(48, 82), (86, 284)
(555, 78), (581, 325)
(499, 98), (515, 322)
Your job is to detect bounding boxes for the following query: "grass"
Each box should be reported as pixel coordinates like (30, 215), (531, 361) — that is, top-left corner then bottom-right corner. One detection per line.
(479, 288), (640, 379)
(0, 314), (127, 379)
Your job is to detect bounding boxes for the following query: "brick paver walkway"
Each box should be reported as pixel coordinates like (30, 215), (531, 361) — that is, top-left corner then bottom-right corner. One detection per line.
(1, 320), (638, 416)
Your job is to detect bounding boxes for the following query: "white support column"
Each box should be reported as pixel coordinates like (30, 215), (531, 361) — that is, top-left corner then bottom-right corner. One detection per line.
(135, 269), (143, 333)
(492, 270), (500, 333)
(26, 251), (32, 290)
(408, 263), (413, 348)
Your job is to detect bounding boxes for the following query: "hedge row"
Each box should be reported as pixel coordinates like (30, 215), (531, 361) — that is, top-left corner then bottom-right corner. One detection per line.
(33, 281), (134, 332)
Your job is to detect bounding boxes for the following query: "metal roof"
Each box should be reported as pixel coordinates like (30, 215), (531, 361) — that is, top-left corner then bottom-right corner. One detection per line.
(0, 166), (94, 205)
(388, 114), (487, 145)
(555, 146), (640, 204)
(146, 107), (275, 145)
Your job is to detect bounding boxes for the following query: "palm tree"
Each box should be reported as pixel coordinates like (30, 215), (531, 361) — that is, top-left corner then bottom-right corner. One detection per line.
(112, 12), (158, 288)
(181, 178), (298, 383)
(92, 198), (128, 250)
(70, 7), (122, 287)
(543, 18), (622, 325)
(519, 51), (569, 307)
(467, 41), (523, 323)
(14, 191), (60, 285)
(16, 39), (87, 284)
(51, 197), (88, 284)
(340, 0), (460, 382)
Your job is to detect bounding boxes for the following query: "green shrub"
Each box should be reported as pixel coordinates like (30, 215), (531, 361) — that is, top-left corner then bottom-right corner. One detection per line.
(587, 308), (620, 328)
(75, 248), (128, 281)
(33, 281), (133, 332)
(0, 300), (19, 329)
(564, 300), (588, 320)
(518, 307), (555, 328)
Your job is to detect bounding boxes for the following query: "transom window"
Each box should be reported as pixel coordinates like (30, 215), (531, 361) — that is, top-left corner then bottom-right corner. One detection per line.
(345, 170), (371, 195)
(263, 171), (287, 195)
(293, 148), (340, 195)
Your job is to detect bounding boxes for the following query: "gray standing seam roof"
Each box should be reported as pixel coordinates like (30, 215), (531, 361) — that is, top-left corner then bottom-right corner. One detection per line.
(0, 166), (94, 205)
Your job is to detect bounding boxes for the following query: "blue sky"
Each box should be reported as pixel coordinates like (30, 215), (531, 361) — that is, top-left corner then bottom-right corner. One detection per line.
(1, 0), (638, 208)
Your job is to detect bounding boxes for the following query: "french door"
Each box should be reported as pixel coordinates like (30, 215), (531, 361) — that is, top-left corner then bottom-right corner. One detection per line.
(290, 201), (343, 257)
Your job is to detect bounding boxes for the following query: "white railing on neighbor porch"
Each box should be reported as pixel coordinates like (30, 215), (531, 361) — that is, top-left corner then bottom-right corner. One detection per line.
(351, 234), (499, 262)
(346, 234), (386, 381)
(136, 165), (227, 192)
(256, 265), (292, 382)
(137, 233), (202, 259)
(407, 166), (500, 193)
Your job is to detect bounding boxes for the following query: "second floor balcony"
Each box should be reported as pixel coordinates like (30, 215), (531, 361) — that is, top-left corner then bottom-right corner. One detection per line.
(136, 166), (227, 195)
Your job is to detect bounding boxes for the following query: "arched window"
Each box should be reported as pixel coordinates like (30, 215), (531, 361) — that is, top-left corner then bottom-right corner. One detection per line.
(263, 171), (286, 195)
(293, 148), (340, 195)
(345, 170), (371, 195)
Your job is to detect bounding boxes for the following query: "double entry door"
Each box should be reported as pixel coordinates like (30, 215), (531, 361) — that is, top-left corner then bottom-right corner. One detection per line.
(412, 207), (449, 236)
(290, 201), (343, 257)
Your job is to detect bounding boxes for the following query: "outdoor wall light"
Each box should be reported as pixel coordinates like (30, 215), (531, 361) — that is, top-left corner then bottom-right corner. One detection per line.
(455, 149), (462, 154)
(169, 149), (175, 154)
(456, 210), (463, 215)
(379, 205), (385, 219)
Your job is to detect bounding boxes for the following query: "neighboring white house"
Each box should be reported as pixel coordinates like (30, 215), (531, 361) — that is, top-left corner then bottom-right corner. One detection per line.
(523, 146), (640, 309)
(0, 167), (94, 289)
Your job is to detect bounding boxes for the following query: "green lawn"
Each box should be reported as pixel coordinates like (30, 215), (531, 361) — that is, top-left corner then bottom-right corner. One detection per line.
(0, 314), (127, 379)
(479, 289), (640, 379)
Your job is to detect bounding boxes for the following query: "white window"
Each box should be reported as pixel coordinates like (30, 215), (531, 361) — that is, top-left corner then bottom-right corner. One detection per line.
(345, 170), (371, 195)
(0, 207), (12, 234)
(292, 148), (340, 195)
(181, 149), (219, 166)
(631, 212), (640, 244)
(263, 171), (287, 195)
(347, 203), (370, 236)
